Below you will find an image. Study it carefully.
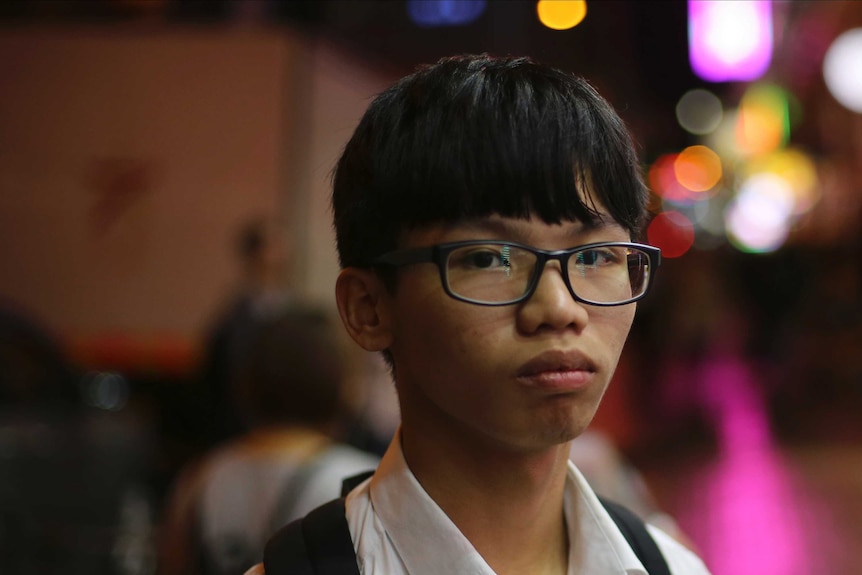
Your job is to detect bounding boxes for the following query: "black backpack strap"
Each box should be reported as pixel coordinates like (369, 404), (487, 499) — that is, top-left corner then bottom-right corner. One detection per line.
(263, 515), (313, 575)
(263, 498), (360, 575)
(340, 470), (375, 497)
(600, 497), (671, 575)
(263, 471), (375, 575)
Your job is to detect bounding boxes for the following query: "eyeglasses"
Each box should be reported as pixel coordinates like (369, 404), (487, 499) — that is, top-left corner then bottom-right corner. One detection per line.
(372, 240), (661, 307)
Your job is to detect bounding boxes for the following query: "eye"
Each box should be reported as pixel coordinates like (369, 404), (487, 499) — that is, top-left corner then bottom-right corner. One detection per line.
(465, 247), (508, 269)
(450, 245), (513, 271)
(575, 248), (620, 267)
(469, 252), (496, 268)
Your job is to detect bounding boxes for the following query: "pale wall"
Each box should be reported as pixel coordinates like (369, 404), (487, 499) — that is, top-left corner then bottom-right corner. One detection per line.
(0, 26), (394, 366)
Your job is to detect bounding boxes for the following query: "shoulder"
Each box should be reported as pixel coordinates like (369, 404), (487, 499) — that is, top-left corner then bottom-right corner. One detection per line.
(243, 563), (266, 575)
(314, 446), (380, 488)
(647, 525), (713, 575)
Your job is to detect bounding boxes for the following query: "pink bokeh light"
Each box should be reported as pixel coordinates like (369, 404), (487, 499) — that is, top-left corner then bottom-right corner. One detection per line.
(688, 1), (773, 82)
(669, 348), (840, 575)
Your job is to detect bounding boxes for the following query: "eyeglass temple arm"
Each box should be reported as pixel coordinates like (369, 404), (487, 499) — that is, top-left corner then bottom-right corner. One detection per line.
(372, 246), (436, 266)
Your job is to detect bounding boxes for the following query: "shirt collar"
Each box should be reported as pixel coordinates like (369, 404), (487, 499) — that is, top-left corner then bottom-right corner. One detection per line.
(369, 431), (648, 575)
(369, 433), (493, 574)
(565, 462), (649, 574)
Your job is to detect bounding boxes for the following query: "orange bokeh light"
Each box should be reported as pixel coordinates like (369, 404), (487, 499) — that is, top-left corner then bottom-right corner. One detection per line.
(649, 153), (695, 202)
(537, 0), (587, 30)
(734, 84), (789, 156)
(674, 145), (722, 192)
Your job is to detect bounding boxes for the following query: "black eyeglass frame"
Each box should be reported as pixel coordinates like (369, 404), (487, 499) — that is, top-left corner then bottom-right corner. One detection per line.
(371, 240), (662, 307)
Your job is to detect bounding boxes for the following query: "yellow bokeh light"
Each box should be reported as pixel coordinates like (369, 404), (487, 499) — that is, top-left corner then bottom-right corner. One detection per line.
(674, 145), (723, 192)
(537, 0), (587, 30)
(742, 148), (820, 214)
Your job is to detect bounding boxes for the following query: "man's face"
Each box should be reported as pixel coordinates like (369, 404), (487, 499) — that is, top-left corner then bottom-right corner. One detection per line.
(385, 213), (637, 454)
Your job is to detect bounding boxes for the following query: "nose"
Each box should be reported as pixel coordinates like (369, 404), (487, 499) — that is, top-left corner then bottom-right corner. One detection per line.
(516, 261), (589, 334)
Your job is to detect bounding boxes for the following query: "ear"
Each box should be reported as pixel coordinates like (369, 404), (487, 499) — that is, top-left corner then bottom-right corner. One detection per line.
(335, 267), (393, 353)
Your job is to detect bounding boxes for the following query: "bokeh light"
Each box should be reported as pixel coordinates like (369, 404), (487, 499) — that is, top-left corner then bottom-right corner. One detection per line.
(649, 153), (697, 203)
(735, 83), (789, 156)
(704, 108), (743, 163)
(823, 27), (862, 113)
(648, 211), (695, 258)
(725, 173), (795, 253)
(688, 0), (773, 82)
(674, 145), (723, 193)
(693, 197), (728, 248)
(537, 0), (587, 30)
(743, 148), (820, 215)
(676, 88), (724, 135)
(82, 371), (130, 411)
(408, 0), (486, 27)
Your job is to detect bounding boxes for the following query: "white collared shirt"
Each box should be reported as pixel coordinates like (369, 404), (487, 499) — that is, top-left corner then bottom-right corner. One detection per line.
(345, 437), (711, 575)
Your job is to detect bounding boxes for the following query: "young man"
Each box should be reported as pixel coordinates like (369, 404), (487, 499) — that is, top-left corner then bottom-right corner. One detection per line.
(247, 54), (711, 574)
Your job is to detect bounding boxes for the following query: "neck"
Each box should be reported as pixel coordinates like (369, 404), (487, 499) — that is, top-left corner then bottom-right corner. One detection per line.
(400, 425), (573, 575)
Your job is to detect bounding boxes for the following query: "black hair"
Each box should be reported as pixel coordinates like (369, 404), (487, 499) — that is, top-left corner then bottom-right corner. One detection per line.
(237, 307), (343, 427)
(332, 53), (648, 269)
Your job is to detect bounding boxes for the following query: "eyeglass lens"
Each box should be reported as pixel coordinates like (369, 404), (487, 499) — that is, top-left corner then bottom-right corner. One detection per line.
(444, 244), (650, 305)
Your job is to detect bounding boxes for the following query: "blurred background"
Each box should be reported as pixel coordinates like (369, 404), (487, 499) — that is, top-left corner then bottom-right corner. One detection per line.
(0, 1), (860, 574)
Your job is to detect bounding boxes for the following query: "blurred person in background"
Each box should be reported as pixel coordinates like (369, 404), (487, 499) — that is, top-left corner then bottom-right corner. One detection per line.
(158, 306), (379, 575)
(198, 217), (295, 445)
(0, 300), (79, 408)
(341, 350), (400, 458)
(0, 300), (154, 575)
(250, 54), (710, 575)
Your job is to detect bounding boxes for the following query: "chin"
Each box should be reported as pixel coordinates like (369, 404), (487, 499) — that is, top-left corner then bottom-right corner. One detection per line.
(550, 425), (587, 445)
(512, 422), (586, 453)
(533, 401), (596, 444)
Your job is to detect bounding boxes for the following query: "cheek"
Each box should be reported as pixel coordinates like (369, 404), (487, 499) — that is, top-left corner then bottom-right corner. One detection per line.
(453, 316), (513, 371)
(390, 280), (509, 380)
(388, 276), (457, 367)
(399, 301), (503, 365)
(594, 306), (636, 358)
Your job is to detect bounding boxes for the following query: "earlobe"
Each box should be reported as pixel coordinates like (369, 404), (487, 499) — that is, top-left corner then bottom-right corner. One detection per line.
(335, 268), (393, 352)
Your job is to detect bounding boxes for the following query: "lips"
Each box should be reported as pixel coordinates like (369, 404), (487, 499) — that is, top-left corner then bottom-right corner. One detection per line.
(516, 350), (597, 392)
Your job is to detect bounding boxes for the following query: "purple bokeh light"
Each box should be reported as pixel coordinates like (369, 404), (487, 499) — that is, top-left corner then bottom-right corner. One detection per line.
(407, 0), (486, 28)
(688, 1), (773, 82)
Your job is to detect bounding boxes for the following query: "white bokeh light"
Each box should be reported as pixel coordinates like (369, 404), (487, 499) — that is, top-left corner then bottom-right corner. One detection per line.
(725, 173), (795, 252)
(823, 28), (862, 114)
(676, 89), (724, 135)
(704, 2), (762, 65)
